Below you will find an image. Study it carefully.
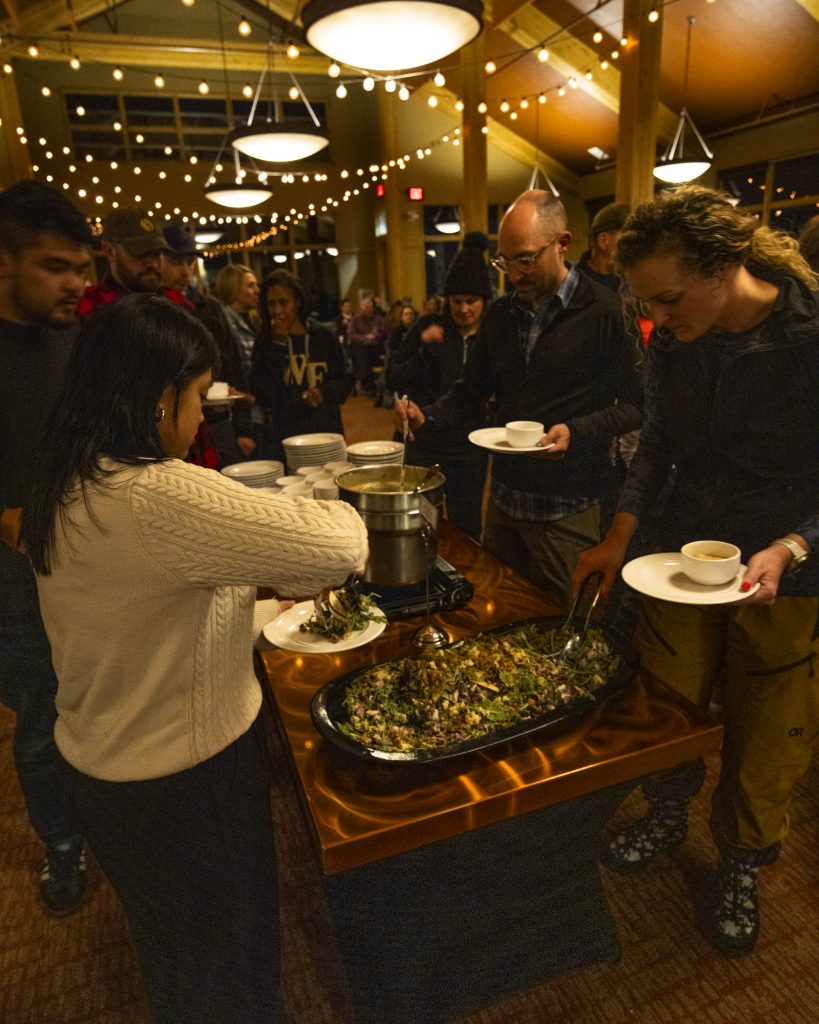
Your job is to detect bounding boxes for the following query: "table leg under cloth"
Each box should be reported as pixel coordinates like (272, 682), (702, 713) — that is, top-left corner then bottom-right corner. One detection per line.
(324, 779), (634, 1024)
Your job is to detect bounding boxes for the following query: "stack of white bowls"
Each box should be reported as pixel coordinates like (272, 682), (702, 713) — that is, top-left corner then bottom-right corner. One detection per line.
(346, 440), (405, 467)
(281, 432), (346, 473)
(220, 460), (284, 488)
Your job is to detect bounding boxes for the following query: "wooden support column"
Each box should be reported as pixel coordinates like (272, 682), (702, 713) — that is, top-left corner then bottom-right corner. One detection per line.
(0, 72), (33, 187)
(461, 32), (488, 235)
(377, 89), (405, 304)
(616, 0), (663, 205)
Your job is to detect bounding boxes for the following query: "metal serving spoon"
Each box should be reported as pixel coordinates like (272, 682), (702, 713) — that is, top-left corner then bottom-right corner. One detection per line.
(558, 572), (604, 667)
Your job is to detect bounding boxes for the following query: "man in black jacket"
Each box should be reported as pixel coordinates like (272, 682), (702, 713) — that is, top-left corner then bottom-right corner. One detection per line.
(0, 181), (90, 915)
(400, 190), (643, 608)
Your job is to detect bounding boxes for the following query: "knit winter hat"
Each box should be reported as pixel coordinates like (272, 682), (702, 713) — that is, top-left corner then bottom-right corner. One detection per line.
(442, 246), (492, 299)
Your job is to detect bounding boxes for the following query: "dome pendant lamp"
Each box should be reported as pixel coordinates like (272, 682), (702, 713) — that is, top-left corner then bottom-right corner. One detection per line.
(653, 17), (713, 184)
(301, 0), (484, 72)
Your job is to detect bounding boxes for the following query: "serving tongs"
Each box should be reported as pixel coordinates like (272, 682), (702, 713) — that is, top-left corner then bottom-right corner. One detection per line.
(557, 571), (604, 670)
(396, 392), (409, 491)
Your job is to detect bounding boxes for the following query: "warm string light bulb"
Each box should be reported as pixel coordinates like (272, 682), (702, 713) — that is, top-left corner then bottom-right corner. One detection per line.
(113, 66), (123, 80)
(242, 83), (253, 98)
(363, 76), (374, 91)
(41, 85), (51, 96)
(238, 19), (251, 37)
(648, 8), (659, 22)
(198, 79), (209, 94)
(398, 85), (410, 101)
(69, 56), (80, 70)
(537, 47), (549, 62)
(428, 95), (438, 108)
(455, 98), (464, 112)
(593, 31), (603, 44)
(181, 0), (195, 7)
(327, 63), (341, 78)
(154, 73), (165, 88)
(28, 45), (39, 57)
(288, 85), (299, 100)
(499, 99), (510, 113)
(336, 83), (347, 98)
(287, 43), (299, 59)
(485, 60), (496, 74)
(433, 71), (445, 87)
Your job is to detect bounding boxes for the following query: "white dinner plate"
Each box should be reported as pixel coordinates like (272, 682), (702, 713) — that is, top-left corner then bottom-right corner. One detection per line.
(621, 553), (760, 605)
(346, 440), (404, 458)
(202, 395), (240, 407)
(262, 599), (386, 653)
(468, 427), (554, 454)
(282, 432), (345, 448)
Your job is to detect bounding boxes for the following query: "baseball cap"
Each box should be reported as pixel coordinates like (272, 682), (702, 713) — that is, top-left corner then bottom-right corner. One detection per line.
(163, 222), (198, 257)
(590, 202), (631, 237)
(101, 207), (171, 255)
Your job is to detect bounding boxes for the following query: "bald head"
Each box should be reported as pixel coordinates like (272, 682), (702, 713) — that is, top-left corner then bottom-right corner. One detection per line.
(497, 190), (571, 306)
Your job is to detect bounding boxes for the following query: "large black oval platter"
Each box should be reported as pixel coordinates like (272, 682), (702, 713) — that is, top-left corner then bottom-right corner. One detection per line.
(310, 616), (639, 766)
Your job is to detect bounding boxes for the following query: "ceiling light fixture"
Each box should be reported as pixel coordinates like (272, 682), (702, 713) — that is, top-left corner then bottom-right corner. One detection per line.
(196, 230), (224, 244)
(434, 205), (460, 234)
(653, 17), (713, 184)
(301, 1), (483, 72)
(203, 182), (273, 209)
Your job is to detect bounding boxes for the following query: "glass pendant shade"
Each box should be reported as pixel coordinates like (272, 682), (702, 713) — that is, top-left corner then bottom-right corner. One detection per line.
(435, 218), (460, 234)
(204, 183), (273, 208)
(301, 0), (483, 72)
(195, 231), (224, 244)
(652, 158), (711, 184)
(230, 124), (329, 163)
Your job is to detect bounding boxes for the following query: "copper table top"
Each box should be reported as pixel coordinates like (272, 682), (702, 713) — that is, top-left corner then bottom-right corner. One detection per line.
(259, 524), (722, 874)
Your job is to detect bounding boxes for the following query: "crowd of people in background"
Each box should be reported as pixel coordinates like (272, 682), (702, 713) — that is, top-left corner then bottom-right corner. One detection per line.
(1, 176), (817, 1023)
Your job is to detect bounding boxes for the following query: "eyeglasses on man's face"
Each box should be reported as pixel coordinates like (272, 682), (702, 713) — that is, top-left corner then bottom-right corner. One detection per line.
(489, 232), (562, 274)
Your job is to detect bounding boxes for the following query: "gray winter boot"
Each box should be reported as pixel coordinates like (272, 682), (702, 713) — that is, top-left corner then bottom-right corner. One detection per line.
(601, 796), (688, 873)
(701, 847), (761, 956)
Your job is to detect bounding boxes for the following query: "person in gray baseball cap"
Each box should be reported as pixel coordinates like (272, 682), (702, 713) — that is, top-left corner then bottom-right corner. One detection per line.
(577, 201), (631, 292)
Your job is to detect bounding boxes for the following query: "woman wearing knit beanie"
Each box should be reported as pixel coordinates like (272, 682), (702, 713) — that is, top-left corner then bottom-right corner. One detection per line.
(386, 236), (492, 539)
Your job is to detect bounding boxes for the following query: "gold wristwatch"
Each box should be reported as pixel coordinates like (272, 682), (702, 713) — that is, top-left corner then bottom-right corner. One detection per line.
(771, 537), (809, 571)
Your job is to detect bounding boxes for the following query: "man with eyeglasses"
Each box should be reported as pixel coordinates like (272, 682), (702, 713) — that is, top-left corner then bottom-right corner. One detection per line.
(398, 190), (643, 609)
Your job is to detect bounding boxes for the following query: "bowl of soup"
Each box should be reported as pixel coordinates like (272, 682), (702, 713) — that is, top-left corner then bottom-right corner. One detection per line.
(680, 540), (741, 585)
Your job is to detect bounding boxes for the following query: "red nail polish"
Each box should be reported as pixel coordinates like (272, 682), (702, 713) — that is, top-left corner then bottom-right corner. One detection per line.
(740, 581), (751, 591)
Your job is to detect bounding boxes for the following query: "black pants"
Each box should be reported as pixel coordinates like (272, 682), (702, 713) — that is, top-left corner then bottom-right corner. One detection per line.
(59, 716), (281, 1024)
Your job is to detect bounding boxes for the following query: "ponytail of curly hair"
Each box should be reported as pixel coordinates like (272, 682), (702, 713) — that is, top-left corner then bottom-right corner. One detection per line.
(615, 184), (817, 289)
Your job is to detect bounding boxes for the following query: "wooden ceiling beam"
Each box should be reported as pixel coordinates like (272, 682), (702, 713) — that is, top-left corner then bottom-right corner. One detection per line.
(1, 0), (119, 38)
(414, 78), (579, 193)
(495, 4), (679, 139)
(0, 31), (332, 73)
(792, 0), (819, 21)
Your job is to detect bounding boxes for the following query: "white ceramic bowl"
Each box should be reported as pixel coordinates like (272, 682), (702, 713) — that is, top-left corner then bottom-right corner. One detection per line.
(297, 466), (326, 478)
(680, 540), (741, 585)
(275, 475), (304, 488)
(313, 482), (339, 500)
(505, 420), (544, 448)
(281, 483), (312, 496)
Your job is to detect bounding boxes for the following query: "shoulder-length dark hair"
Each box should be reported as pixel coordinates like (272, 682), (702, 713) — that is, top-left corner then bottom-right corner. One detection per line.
(258, 269), (309, 336)
(24, 293), (218, 574)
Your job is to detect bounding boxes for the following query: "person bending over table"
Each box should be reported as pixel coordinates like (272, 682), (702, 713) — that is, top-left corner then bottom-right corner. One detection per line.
(24, 293), (368, 1024)
(573, 184), (818, 958)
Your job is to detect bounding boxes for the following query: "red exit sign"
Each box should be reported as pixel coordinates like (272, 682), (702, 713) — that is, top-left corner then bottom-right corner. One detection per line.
(375, 182), (385, 198)
(407, 186), (425, 201)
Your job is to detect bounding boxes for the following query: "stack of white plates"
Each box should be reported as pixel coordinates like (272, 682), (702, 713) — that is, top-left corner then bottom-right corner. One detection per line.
(282, 432), (346, 472)
(346, 440), (405, 467)
(220, 460), (284, 488)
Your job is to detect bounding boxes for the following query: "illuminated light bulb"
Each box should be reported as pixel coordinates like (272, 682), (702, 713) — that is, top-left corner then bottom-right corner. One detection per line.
(28, 45), (39, 57)
(113, 120), (122, 131)
(620, 37), (628, 46)
(242, 83), (253, 98)
(585, 70), (593, 80)
(159, 171), (167, 179)
(110, 161), (118, 169)
(433, 71), (445, 87)
(95, 195), (104, 204)
(62, 146), (70, 154)
(46, 150), (53, 158)
(328, 63), (341, 78)
(558, 86), (566, 96)
(455, 98), (464, 112)
(136, 133), (144, 143)
(154, 74), (165, 88)
(70, 56), (80, 70)
(181, 0), (195, 6)
(453, 138), (460, 146)
(363, 76), (375, 91)
(113, 66), (123, 80)
(499, 99), (510, 113)
(509, 111), (518, 120)
(478, 101), (487, 114)
(78, 189), (86, 198)
(164, 145), (172, 155)
(593, 31), (603, 44)
(600, 59), (609, 70)
(155, 201), (162, 209)
(84, 153), (93, 162)
(287, 43), (300, 59)
(569, 76), (578, 88)
(537, 47), (549, 62)
(3, 64), (12, 74)
(198, 79), (209, 94)
(19, 136), (27, 144)
(76, 105), (86, 116)
(288, 85), (299, 100)
(611, 50), (619, 59)
(485, 60), (496, 74)
(69, 164), (76, 172)
(92, 176), (99, 184)
(520, 98), (529, 109)
(384, 77), (396, 93)
(134, 166), (141, 174)
(428, 95), (438, 108)
(41, 85), (51, 96)
(649, 8), (659, 22)
(481, 125), (488, 134)
(16, 126), (24, 136)
(398, 85), (410, 101)
(539, 92), (547, 104)
(134, 194), (142, 202)
(238, 19), (251, 37)
(190, 155), (198, 164)
(335, 83), (347, 98)
(46, 174), (53, 181)
(184, 173), (192, 182)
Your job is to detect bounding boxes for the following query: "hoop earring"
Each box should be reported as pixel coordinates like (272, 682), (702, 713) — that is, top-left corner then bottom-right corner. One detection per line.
(155, 408), (166, 422)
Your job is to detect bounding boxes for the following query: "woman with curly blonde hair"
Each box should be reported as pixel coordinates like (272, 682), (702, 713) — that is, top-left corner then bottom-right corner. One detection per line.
(574, 184), (818, 957)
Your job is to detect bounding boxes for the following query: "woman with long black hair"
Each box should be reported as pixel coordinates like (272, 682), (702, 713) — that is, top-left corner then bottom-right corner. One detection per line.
(24, 293), (368, 1023)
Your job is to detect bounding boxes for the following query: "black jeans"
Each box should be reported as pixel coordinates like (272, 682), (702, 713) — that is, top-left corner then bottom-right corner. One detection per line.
(59, 715), (281, 1024)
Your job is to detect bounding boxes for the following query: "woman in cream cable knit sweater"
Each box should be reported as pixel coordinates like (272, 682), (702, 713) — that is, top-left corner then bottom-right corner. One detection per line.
(24, 294), (368, 1024)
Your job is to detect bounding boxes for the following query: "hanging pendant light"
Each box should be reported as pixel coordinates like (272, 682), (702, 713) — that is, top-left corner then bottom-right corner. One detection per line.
(301, 1), (483, 72)
(230, 122), (329, 163)
(203, 182), (273, 208)
(434, 205), (460, 234)
(653, 17), (713, 184)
